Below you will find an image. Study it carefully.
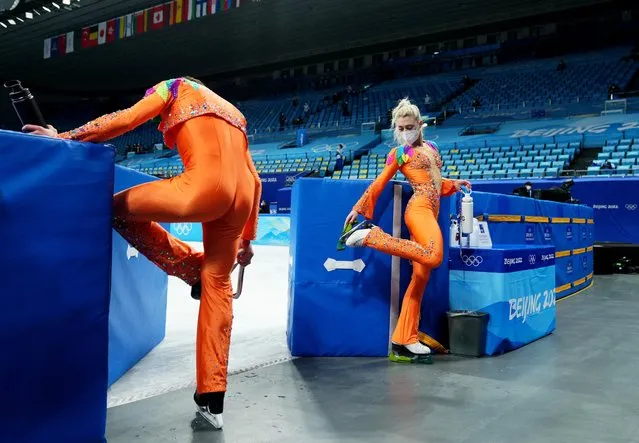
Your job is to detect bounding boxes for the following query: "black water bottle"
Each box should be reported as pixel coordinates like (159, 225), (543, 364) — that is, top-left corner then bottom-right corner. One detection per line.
(3, 80), (47, 128)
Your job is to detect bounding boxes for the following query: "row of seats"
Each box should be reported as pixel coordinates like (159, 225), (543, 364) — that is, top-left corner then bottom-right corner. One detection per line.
(333, 167), (561, 180)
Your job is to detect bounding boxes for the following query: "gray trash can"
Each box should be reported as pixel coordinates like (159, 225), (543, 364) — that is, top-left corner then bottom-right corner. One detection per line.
(447, 310), (489, 357)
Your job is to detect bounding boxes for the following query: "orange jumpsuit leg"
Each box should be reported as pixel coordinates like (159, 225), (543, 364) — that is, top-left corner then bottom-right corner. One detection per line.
(363, 198), (444, 345)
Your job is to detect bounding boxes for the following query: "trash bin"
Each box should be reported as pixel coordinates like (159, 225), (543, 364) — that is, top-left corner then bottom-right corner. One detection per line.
(447, 310), (489, 357)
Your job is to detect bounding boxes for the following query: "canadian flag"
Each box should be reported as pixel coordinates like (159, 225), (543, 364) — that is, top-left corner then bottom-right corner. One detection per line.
(150, 5), (164, 30)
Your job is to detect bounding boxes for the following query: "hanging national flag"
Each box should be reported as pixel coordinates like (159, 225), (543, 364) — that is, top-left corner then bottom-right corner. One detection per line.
(65, 31), (75, 53)
(186, 0), (195, 20)
(43, 38), (51, 59)
(174, 0), (184, 24)
(223, 0), (230, 11)
(81, 25), (99, 48)
(106, 19), (118, 43)
(125, 14), (134, 37)
(118, 15), (127, 39)
(213, 0), (221, 14)
(196, 0), (207, 18)
(150, 5), (165, 30)
(236, 0), (241, 7)
(98, 21), (107, 45)
(167, 1), (175, 25)
(135, 10), (149, 34)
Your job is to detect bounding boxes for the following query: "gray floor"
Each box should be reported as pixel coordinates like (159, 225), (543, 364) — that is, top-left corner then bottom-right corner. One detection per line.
(107, 275), (639, 443)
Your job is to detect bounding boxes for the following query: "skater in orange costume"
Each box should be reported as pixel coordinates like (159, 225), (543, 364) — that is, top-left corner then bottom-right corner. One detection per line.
(23, 77), (261, 429)
(342, 98), (470, 363)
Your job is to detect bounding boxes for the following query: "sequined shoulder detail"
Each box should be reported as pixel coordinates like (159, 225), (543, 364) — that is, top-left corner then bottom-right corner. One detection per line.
(386, 145), (415, 167)
(155, 79), (247, 147)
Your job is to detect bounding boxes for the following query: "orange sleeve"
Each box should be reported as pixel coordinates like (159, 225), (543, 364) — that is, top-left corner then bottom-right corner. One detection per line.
(58, 85), (169, 143)
(440, 178), (458, 197)
(241, 148), (262, 241)
(353, 148), (400, 220)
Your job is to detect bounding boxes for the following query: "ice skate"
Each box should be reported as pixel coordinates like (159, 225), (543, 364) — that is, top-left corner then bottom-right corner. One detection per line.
(339, 220), (374, 247)
(194, 391), (224, 429)
(388, 342), (433, 364)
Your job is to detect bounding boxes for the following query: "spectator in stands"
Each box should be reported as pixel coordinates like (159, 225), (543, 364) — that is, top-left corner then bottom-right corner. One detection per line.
(608, 83), (620, 100)
(23, 76), (261, 430)
(303, 102), (310, 115)
(335, 144), (345, 171)
(279, 112), (286, 131)
(340, 98), (471, 364)
(259, 200), (270, 214)
(513, 181), (534, 197)
(472, 97), (482, 108)
(601, 159), (616, 170)
(557, 59), (567, 72)
(424, 94), (432, 106)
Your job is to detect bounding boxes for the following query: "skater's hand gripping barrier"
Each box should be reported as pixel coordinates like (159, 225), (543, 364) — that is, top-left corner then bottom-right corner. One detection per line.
(287, 178), (452, 357)
(109, 166), (169, 386)
(0, 130), (114, 443)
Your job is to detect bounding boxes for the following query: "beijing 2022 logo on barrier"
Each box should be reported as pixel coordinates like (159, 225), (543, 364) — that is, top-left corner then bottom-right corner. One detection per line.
(174, 223), (193, 236)
(626, 204), (637, 211)
(566, 226), (573, 240)
(462, 255), (483, 267)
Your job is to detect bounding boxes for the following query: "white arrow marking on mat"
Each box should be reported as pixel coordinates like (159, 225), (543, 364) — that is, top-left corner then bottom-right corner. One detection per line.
(323, 258), (366, 273)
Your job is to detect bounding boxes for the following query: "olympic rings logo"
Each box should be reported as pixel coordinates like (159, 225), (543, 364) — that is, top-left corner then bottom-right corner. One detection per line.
(462, 255), (483, 267)
(625, 204), (637, 211)
(528, 255), (536, 265)
(174, 223), (193, 236)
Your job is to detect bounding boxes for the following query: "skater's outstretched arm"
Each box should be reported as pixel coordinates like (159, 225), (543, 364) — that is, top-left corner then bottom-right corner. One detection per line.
(57, 82), (174, 142)
(23, 79), (179, 142)
(351, 147), (401, 220)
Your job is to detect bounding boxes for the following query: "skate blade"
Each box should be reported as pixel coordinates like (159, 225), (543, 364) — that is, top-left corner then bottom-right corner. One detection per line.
(388, 352), (433, 364)
(417, 331), (448, 354)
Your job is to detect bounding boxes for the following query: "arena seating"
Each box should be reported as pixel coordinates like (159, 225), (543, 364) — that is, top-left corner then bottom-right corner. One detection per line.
(239, 76), (462, 134)
(331, 141), (580, 181)
(589, 138), (639, 175)
(445, 49), (639, 125)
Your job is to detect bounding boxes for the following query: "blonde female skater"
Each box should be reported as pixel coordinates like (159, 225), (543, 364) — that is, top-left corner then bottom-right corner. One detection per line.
(342, 98), (470, 363)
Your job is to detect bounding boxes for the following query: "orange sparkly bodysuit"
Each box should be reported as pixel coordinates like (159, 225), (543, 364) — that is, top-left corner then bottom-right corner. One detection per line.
(352, 143), (457, 346)
(58, 77), (262, 395)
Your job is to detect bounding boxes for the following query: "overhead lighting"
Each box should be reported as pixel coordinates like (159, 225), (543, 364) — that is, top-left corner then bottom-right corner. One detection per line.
(0, 23), (7, 29)
(42, 6), (51, 12)
(25, 11), (33, 19)
(7, 19), (16, 25)
(16, 17), (24, 22)
(62, 0), (71, 4)
(52, 2), (61, 9)
(33, 9), (41, 15)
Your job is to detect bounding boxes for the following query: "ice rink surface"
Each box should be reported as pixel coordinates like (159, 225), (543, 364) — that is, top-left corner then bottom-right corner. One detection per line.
(107, 244), (291, 408)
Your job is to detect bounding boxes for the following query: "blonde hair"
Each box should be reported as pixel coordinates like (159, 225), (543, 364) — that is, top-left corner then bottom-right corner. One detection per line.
(391, 98), (425, 145)
(391, 98), (423, 129)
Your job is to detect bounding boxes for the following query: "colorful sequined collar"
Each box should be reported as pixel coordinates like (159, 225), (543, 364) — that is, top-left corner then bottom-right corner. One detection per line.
(387, 145), (415, 166)
(144, 78), (201, 102)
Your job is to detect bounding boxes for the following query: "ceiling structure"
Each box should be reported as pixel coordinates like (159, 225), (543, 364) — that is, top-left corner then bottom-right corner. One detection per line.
(0, 0), (616, 95)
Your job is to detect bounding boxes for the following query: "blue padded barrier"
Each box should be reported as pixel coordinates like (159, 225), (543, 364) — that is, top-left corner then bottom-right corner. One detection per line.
(287, 178), (451, 356)
(449, 191), (594, 298)
(109, 166), (169, 386)
(0, 130), (114, 443)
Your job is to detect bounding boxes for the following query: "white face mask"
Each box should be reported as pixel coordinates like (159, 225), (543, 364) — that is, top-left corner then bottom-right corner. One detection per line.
(395, 128), (421, 146)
